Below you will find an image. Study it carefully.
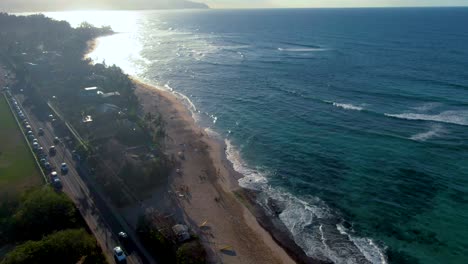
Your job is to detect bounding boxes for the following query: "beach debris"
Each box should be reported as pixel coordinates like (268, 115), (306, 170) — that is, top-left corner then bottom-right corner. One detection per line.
(199, 220), (208, 227)
(218, 245), (234, 253)
(172, 224), (190, 242)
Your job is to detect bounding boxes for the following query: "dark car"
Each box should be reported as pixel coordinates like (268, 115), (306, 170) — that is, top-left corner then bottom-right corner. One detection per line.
(60, 163), (68, 174)
(49, 146), (56, 155)
(52, 176), (62, 190)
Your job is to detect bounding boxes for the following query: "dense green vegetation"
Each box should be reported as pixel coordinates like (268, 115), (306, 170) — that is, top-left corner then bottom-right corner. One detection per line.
(0, 96), (42, 196)
(0, 187), (105, 263)
(0, 13), (170, 206)
(1, 229), (105, 264)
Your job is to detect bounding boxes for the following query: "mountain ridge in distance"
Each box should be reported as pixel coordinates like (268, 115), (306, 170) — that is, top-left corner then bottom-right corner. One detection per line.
(0, 0), (209, 12)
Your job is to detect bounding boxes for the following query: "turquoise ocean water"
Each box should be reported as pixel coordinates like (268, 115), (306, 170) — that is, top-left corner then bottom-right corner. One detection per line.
(49, 8), (468, 264)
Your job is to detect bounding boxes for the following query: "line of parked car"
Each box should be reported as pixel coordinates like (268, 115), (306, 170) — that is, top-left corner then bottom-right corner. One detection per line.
(6, 89), (129, 263)
(8, 95), (68, 191)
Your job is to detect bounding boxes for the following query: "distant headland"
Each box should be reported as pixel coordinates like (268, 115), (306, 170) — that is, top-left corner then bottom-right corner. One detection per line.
(0, 0), (209, 12)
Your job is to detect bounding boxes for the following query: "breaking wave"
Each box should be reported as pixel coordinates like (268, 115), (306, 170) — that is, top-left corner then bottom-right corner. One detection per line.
(225, 139), (388, 264)
(385, 110), (468, 126)
(325, 101), (364, 111)
(410, 125), (445, 141)
(278, 47), (328, 52)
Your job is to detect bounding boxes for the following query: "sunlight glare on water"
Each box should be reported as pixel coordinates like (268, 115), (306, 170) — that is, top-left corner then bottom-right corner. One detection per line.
(45, 11), (146, 75)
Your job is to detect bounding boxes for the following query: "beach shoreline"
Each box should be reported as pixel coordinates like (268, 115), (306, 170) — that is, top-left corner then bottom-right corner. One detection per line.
(87, 38), (320, 264)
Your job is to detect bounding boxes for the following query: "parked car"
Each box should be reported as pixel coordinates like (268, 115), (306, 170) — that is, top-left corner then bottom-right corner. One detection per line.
(32, 142), (39, 150)
(52, 176), (62, 190)
(49, 146), (56, 155)
(50, 171), (58, 179)
(60, 163), (68, 174)
(44, 162), (52, 172)
(113, 247), (127, 263)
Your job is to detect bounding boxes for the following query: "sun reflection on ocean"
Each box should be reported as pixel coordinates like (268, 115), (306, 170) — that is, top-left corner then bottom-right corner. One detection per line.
(44, 11), (146, 75)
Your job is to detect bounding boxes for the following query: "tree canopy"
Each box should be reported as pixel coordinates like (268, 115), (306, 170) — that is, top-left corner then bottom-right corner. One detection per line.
(1, 229), (105, 264)
(10, 186), (78, 241)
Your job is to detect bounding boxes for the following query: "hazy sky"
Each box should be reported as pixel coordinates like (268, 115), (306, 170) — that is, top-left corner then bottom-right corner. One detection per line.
(1, 0), (468, 11)
(206, 0), (468, 8)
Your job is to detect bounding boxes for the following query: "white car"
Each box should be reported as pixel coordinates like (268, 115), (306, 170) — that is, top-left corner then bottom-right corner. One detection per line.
(113, 246), (127, 263)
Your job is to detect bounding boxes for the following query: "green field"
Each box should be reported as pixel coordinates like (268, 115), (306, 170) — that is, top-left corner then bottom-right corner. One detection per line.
(0, 95), (43, 197)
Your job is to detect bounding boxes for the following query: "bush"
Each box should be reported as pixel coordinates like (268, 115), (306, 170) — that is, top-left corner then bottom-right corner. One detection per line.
(10, 186), (78, 241)
(176, 240), (207, 264)
(1, 229), (105, 264)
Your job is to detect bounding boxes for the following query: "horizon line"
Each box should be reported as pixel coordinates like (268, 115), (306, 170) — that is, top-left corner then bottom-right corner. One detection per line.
(6, 5), (468, 13)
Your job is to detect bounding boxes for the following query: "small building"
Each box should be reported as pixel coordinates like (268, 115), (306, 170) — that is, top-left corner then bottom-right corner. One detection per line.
(82, 115), (93, 123)
(172, 224), (190, 242)
(79, 86), (102, 98)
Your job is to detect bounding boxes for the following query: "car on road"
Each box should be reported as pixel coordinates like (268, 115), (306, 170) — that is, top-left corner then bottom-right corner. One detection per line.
(44, 162), (52, 172)
(53, 136), (60, 144)
(49, 146), (56, 155)
(52, 176), (62, 190)
(37, 148), (47, 159)
(60, 163), (68, 174)
(28, 135), (35, 141)
(118, 232), (128, 240)
(113, 246), (127, 263)
(32, 142), (39, 150)
(38, 128), (44, 136)
(118, 231), (132, 250)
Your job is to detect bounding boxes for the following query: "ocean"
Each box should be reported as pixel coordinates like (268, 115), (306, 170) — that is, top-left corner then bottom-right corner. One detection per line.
(47, 8), (468, 264)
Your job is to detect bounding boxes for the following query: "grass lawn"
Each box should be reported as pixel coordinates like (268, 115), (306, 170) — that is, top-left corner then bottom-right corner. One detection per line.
(0, 95), (43, 197)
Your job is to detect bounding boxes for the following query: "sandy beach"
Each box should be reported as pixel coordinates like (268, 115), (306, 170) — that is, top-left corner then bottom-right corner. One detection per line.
(133, 79), (297, 263)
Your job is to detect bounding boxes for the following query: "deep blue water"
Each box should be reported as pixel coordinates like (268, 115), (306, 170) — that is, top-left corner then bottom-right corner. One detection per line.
(59, 8), (468, 264)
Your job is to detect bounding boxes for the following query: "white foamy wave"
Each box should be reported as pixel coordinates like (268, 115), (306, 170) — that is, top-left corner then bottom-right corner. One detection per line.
(278, 47), (328, 52)
(337, 225), (388, 264)
(225, 139), (268, 191)
(332, 102), (364, 111)
(165, 86), (198, 112)
(225, 139), (387, 263)
(266, 191), (386, 264)
(410, 125), (445, 141)
(385, 110), (468, 126)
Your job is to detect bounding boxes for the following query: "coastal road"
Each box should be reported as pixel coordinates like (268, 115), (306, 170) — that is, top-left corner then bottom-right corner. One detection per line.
(14, 94), (155, 264)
